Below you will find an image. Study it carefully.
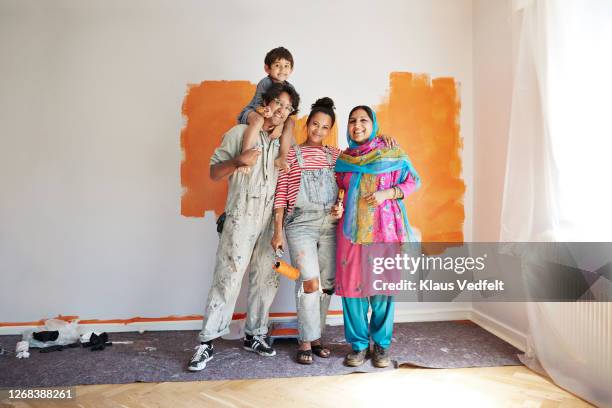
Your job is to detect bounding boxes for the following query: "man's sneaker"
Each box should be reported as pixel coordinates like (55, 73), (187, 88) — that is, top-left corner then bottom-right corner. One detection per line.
(372, 343), (390, 368)
(188, 343), (213, 371)
(243, 334), (276, 357)
(344, 348), (368, 367)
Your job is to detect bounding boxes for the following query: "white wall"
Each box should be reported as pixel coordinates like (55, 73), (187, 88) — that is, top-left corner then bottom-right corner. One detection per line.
(0, 0), (473, 323)
(472, 0), (528, 341)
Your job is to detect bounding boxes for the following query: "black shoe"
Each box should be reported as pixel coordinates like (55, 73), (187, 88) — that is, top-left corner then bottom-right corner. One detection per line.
(188, 343), (213, 371)
(372, 343), (390, 368)
(243, 334), (276, 357)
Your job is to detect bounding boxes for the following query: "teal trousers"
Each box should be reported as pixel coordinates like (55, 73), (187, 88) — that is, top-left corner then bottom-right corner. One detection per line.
(341, 295), (394, 351)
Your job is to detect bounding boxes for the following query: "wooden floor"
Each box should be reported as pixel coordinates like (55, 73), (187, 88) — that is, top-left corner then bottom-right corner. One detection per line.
(2, 366), (593, 408)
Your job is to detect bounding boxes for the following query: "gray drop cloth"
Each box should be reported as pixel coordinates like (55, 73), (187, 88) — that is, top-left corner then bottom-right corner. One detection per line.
(0, 321), (521, 387)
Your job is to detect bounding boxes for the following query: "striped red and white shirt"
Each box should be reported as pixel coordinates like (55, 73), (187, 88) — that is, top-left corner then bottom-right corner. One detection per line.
(274, 145), (341, 213)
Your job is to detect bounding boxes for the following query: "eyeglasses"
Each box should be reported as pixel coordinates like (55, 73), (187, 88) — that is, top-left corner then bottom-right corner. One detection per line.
(273, 97), (295, 114)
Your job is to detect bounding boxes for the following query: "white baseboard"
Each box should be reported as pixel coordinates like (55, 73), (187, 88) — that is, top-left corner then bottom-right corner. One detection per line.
(310, 307), (472, 327)
(0, 320), (200, 337)
(469, 309), (527, 352)
(0, 308), (470, 336)
(0, 307), (526, 353)
(394, 307), (471, 324)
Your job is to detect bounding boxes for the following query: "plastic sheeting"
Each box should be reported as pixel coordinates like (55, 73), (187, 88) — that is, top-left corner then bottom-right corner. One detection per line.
(22, 319), (80, 349)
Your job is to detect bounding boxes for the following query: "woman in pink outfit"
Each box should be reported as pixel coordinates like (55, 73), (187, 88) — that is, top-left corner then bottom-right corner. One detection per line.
(334, 105), (420, 368)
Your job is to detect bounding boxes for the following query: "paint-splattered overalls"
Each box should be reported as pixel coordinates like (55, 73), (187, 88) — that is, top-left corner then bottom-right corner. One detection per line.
(199, 125), (280, 342)
(284, 145), (338, 342)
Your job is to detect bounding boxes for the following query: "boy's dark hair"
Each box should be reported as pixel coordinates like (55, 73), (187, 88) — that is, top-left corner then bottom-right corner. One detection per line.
(264, 47), (294, 68)
(349, 105), (374, 121)
(307, 97), (336, 126)
(262, 82), (300, 116)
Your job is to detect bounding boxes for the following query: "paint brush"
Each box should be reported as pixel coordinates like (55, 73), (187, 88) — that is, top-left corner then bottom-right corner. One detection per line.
(331, 189), (344, 218)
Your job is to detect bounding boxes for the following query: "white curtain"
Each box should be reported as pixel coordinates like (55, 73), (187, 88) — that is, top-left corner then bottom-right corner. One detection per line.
(501, 1), (612, 406)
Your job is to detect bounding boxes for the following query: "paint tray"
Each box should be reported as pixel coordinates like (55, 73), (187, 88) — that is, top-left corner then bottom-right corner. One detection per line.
(267, 320), (299, 345)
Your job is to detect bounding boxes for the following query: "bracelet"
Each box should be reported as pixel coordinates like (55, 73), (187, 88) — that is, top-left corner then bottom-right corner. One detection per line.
(393, 186), (403, 200)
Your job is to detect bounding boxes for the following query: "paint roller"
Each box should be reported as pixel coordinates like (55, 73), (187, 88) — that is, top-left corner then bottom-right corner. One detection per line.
(331, 189), (345, 218)
(272, 248), (300, 280)
(273, 260), (300, 281)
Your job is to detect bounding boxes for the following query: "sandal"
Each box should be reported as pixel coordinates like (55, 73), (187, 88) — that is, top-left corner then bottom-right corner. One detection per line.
(311, 343), (331, 358)
(297, 349), (313, 365)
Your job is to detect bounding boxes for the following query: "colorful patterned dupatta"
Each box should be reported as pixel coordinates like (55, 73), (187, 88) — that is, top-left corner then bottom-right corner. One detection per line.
(335, 109), (420, 244)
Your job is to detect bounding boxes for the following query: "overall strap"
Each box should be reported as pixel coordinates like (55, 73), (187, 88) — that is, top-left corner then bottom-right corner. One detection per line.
(323, 146), (335, 167)
(293, 145), (305, 168)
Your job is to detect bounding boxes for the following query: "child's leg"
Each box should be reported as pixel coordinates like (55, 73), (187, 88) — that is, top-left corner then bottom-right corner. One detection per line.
(235, 111), (264, 175)
(241, 111), (264, 153)
(275, 118), (295, 171)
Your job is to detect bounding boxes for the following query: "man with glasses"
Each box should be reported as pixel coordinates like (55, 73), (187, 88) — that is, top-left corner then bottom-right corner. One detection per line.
(188, 82), (300, 371)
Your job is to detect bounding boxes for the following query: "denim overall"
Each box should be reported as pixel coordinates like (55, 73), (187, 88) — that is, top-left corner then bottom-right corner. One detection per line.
(284, 145), (338, 342)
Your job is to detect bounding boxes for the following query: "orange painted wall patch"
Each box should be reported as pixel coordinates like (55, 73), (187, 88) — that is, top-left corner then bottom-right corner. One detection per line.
(180, 81), (255, 217)
(377, 72), (464, 243)
(180, 73), (464, 243)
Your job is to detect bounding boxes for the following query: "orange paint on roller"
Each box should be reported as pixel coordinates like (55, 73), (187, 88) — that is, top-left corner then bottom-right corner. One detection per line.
(273, 260), (300, 280)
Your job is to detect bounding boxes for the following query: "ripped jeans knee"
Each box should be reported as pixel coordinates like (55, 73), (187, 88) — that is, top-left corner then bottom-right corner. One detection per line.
(302, 278), (319, 293)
